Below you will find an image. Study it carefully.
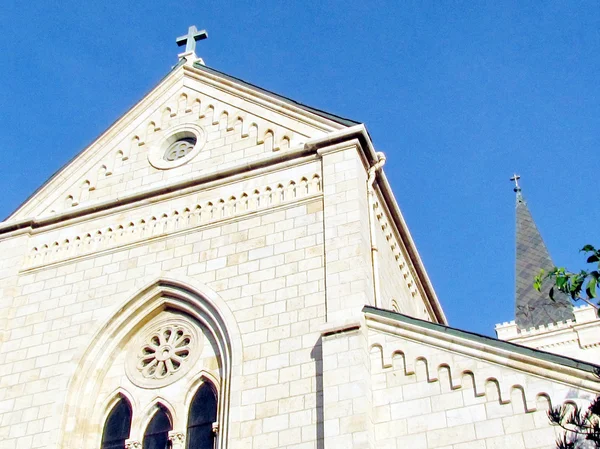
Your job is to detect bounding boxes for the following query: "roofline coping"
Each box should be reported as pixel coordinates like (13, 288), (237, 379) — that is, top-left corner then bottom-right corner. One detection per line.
(364, 305), (600, 390)
(191, 62), (360, 128)
(304, 127), (447, 324)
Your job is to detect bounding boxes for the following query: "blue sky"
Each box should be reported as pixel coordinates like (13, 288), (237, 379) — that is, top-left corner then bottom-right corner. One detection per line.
(1, 1), (598, 335)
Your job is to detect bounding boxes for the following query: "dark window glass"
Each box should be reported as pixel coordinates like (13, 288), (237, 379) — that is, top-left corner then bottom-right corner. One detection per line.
(101, 398), (132, 449)
(186, 382), (217, 449)
(143, 406), (172, 449)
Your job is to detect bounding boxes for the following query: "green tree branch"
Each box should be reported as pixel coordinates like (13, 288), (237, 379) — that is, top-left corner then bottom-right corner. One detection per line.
(534, 245), (600, 448)
(534, 245), (600, 310)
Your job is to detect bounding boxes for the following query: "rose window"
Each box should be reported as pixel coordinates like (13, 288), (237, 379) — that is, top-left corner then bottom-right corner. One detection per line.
(137, 325), (193, 379)
(126, 316), (202, 388)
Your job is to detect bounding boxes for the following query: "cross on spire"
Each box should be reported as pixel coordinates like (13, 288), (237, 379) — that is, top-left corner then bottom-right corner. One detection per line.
(510, 173), (521, 193)
(176, 26), (208, 56)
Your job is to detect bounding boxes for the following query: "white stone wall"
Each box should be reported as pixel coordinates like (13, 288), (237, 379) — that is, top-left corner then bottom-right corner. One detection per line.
(3, 55), (573, 449)
(367, 318), (599, 449)
(0, 127), (406, 449)
(0, 160), (328, 449)
(320, 143), (375, 323)
(321, 325), (374, 449)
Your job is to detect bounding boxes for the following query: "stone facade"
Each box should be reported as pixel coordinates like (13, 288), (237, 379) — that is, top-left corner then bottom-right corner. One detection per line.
(0, 53), (597, 449)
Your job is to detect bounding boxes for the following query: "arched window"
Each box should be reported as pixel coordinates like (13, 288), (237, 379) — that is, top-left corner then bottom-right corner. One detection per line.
(101, 397), (132, 449)
(143, 405), (172, 449)
(186, 381), (217, 449)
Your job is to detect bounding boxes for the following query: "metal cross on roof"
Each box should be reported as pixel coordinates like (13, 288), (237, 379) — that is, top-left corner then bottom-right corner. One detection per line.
(176, 26), (208, 55)
(510, 173), (521, 193)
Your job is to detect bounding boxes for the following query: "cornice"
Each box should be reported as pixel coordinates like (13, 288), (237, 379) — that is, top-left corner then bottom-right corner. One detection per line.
(182, 65), (345, 133)
(0, 144), (317, 237)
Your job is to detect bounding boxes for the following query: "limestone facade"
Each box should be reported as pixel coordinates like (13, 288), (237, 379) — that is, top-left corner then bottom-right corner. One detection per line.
(0, 54), (597, 449)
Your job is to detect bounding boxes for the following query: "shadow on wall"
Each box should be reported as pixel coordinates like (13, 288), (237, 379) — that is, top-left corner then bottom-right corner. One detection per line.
(311, 337), (324, 449)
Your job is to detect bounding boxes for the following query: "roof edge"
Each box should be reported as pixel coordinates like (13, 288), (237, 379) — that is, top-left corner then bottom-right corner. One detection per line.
(5, 58), (188, 222)
(192, 62), (360, 128)
(364, 305), (600, 384)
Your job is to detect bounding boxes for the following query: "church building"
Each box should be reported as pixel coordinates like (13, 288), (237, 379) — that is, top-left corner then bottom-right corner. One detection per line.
(0, 27), (598, 449)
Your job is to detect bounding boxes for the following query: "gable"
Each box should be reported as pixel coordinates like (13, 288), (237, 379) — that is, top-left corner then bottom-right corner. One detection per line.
(7, 58), (355, 222)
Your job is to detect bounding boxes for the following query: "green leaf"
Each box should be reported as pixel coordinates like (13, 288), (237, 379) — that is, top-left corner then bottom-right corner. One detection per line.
(570, 276), (584, 298)
(587, 254), (599, 263)
(549, 287), (555, 300)
(587, 280), (597, 299)
(534, 269), (544, 291)
(581, 244), (596, 252)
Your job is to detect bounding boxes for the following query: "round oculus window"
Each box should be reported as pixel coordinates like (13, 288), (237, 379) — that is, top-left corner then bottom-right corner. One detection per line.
(163, 137), (197, 162)
(147, 123), (207, 170)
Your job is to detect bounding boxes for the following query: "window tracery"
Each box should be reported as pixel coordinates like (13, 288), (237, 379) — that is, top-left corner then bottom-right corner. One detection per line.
(138, 325), (193, 379)
(126, 317), (203, 389)
(61, 279), (238, 449)
(100, 311), (221, 448)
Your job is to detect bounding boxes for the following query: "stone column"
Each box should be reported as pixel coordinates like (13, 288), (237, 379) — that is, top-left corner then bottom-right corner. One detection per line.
(319, 140), (375, 323)
(320, 321), (374, 449)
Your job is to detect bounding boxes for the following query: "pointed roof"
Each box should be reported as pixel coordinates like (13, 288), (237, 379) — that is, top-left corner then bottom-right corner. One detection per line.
(514, 182), (573, 329)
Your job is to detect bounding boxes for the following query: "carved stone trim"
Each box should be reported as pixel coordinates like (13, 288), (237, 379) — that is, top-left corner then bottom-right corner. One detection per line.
(136, 323), (195, 380)
(24, 173), (322, 270)
(373, 199), (419, 300)
(125, 439), (142, 449)
(48, 96), (300, 216)
(148, 123), (207, 170)
(168, 430), (185, 447)
(126, 315), (203, 389)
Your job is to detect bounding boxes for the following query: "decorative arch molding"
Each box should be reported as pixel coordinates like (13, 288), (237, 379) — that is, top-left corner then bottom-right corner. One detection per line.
(183, 370), (221, 412)
(57, 275), (242, 449)
(136, 398), (177, 438)
(99, 388), (137, 429)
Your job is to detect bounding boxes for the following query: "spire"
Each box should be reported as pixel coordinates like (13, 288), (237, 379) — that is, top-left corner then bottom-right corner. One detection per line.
(512, 175), (573, 329)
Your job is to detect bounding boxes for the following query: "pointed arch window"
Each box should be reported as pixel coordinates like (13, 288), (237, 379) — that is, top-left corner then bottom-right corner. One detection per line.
(101, 397), (132, 449)
(186, 381), (218, 449)
(143, 405), (172, 449)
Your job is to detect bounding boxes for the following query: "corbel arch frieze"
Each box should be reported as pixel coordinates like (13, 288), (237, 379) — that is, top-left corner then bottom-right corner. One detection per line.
(368, 338), (596, 415)
(57, 274), (241, 449)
